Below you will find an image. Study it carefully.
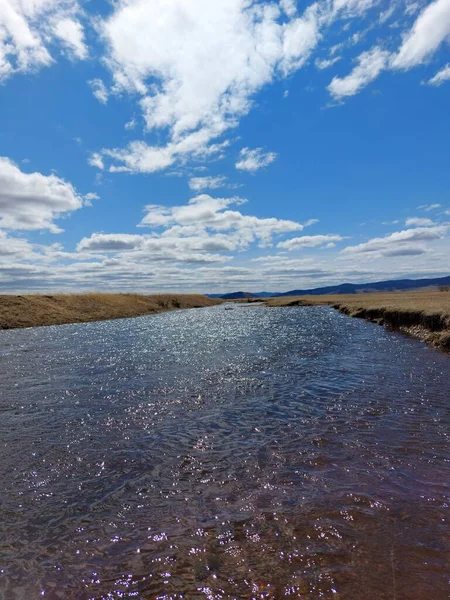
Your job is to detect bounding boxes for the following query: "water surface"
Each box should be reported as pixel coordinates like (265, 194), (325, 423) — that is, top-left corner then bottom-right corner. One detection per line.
(1, 305), (449, 599)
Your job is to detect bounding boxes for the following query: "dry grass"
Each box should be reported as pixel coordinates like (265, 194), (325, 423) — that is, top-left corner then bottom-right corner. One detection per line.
(0, 293), (222, 330)
(266, 290), (450, 314)
(265, 290), (450, 351)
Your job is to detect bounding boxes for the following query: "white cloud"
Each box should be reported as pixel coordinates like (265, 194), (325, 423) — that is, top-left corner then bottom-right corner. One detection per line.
(3, 223), (450, 294)
(88, 153), (105, 170)
(92, 0), (342, 172)
(125, 118), (137, 130)
(76, 231), (235, 263)
(0, 157), (86, 232)
(280, 3), (322, 75)
(381, 246), (428, 257)
(0, 0), (86, 82)
(67, 194), (330, 288)
(89, 79), (108, 104)
(342, 225), (448, 256)
(315, 56), (341, 69)
(391, 0), (450, 70)
(95, 131), (231, 174)
(328, 46), (390, 99)
(77, 233), (144, 252)
(0, 230), (35, 256)
(104, 141), (176, 174)
(139, 205), (173, 227)
(86, 0), (450, 170)
(280, 0), (297, 18)
(52, 17), (87, 60)
(417, 203), (442, 211)
(278, 234), (344, 249)
(137, 193), (315, 252)
(405, 1), (421, 17)
(99, 0), (324, 135)
(379, 5), (397, 23)
(325, 0), (450, 99)
(235, 147), (278, 172)
(405, 217), (434, 227)
(427, 64), (450, 86)
(101, 1), (277, 137)
(83, 192), (100, 206)
(333, 0), (379, 18)
(188, 176), (228, 191)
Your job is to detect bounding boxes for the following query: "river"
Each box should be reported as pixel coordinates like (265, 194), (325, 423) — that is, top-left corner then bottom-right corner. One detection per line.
(1, 304), (449, 599)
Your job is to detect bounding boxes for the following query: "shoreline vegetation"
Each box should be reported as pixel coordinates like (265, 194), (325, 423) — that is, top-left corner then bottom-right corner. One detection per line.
(1, 290), (449, 353)
(0, 294), (222, 330)
(263, 290), (450, 352)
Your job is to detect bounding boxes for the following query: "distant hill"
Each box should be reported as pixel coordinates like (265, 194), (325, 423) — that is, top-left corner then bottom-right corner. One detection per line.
(207, 275), (450, 299)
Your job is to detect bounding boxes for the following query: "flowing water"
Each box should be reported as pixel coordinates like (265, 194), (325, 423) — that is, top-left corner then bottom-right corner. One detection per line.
(0, 304), (449, 600)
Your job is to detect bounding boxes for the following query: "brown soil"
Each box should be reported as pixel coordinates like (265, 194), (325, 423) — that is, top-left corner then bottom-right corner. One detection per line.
(265, 290), (450, 352)
(0, 293), (222, 330)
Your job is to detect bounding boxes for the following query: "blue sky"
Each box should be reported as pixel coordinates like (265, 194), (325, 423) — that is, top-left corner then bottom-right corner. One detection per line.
(1, 0), (449, 293)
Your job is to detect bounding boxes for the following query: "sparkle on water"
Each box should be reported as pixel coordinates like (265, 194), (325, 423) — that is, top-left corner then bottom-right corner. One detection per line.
(0, 305), (449, 599)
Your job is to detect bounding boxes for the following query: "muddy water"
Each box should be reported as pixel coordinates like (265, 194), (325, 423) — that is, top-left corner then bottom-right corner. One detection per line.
(0, 304), (449, 599)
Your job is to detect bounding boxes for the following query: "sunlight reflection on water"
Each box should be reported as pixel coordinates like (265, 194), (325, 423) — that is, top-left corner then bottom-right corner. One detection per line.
(0, 304), (449, 599)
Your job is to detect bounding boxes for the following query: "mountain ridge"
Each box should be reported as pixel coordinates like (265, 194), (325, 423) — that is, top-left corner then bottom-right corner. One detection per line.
(207, 275), (450, 299)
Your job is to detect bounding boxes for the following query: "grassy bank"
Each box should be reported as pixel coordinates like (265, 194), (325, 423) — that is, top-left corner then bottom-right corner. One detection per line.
(266, 290), (450, 351)
(0, 293), (222, 330)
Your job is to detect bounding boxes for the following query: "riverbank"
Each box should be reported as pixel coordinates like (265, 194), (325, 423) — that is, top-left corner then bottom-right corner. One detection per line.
(0, 294), (222, 329)
(265, 290), (450, 351)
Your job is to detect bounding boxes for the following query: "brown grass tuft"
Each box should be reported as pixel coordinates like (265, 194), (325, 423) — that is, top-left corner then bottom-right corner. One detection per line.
(265, 290), (450, 352)
(0, 293), (222, 330)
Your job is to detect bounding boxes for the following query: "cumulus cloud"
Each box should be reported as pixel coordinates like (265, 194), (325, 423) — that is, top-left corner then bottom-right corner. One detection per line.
(3, 227), (450, 294)
(0, 0), (86, 81)
(0, 231), (35, 257)
(235, 148), (278, 173)
(0, 157), (87, 232)
(99, 0), (325, 135)
(405, 217), (434, 227)
(92, 0), (368, 172)
(342, 225), (448, 256)
(328, 46), (390, 99)
(77, 0), (450, 170)
(88, 153), (105, 170)
(52, 17), (87, 60)
(77, 233), (144, 252)
(138, 194), (310, 248)
(76, 231), (235, 264)
(70, 193), (322, 269)
(83, 192), (100, 204)
(280, 3), (322, 75)
(278, 234), (344, 249)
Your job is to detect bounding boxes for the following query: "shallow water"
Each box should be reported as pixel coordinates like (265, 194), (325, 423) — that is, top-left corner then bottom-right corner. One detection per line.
(0, 304), (449, 599)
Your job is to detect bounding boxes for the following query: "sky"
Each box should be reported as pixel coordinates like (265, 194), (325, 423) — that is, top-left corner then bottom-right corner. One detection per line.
(1, 0), (450, 294)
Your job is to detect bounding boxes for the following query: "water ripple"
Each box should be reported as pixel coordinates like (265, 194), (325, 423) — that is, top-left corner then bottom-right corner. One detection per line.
(0, 305), (449, 599)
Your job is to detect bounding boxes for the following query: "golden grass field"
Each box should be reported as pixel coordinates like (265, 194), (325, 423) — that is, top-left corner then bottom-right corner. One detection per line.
(0, 293), (222, 329)
(265, 290), (450, 350)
